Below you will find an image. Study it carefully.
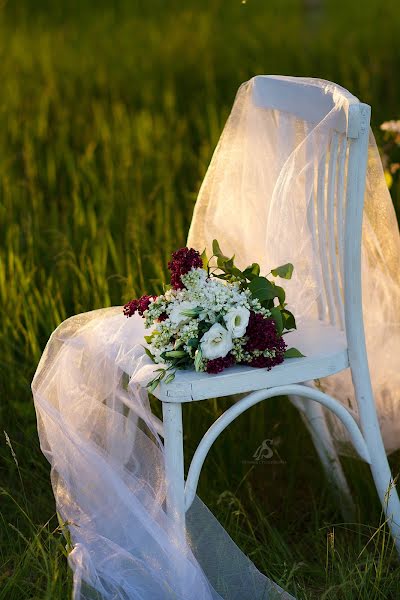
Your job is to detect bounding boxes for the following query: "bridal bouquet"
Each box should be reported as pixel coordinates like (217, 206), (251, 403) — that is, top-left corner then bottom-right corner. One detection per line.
(124, 241), (303, 391)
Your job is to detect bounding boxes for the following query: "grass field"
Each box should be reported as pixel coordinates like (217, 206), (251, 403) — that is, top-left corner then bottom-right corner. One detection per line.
(1, 1), (400, 598)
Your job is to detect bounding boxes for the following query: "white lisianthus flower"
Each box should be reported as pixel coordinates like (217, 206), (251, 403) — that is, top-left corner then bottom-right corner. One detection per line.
(169, 301), (199, 326)
(200, 323), (233, 360)
(223, 306), (250, 339)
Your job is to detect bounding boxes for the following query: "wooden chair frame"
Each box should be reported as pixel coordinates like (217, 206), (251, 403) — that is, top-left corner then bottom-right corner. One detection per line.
(133, 76), (400, 552)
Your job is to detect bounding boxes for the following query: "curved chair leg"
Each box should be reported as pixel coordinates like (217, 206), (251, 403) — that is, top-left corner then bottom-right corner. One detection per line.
(290, 393), (355, 521)
(185, 384), (370, 512)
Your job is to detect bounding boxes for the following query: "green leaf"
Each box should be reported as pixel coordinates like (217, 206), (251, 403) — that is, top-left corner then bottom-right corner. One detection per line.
(281, 309), (296, 331)
(194, 348), (203, 372)
(201, 248), (208, 270)
(217, 255), (242, 279)
(271, 263), (294, 280)
(212, 239), (224, 257)
(260, 299), (274, 310)
(174, 357), (190, 367)
(143, 346), (156, 362)
(242, 263), (260, 280)
(213, 240), (239, 274)
(216, 255), (228, 268)
(248, 277), (277, 301)
(180, 306), (203, 317)
(230, 266), (245, 279)
(147, 378), (160, 393)
(164, 373), (176, 384)
(284, 347), (305, 359)
(224, 256), (235, 270)
(269, 307), (283, 336)
(187, 338), (199, 348)
(144, 334), (154, 344)
(275, 285), (286, 304)
(164, 350), (187, 358)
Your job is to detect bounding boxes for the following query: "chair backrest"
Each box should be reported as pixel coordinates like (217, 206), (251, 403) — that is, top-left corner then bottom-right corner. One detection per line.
(252, 76), (371, 333)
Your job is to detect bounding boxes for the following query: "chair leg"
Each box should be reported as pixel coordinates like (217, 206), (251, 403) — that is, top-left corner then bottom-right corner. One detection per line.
(348, 362), (400, 553)
(357, 397), (400, 553)
(368, 447), (400, 553)
(290, 394), (355, 521)
(162, 401), (186, 544)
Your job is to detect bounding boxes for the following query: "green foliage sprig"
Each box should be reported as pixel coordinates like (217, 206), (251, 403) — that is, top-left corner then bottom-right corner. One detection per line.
(208, 240), (302, 349)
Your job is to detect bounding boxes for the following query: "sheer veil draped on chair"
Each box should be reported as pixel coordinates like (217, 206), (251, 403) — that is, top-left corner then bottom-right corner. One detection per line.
(188, 76), (400, 456)
(32, 76), (400, 599)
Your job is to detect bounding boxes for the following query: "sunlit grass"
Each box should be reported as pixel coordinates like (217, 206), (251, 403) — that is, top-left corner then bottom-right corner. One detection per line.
(1, 0), (400, 597)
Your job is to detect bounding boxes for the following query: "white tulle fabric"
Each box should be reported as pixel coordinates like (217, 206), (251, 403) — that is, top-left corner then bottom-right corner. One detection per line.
(33, 307), (293, 599)
(188, 76), (400, 456)
(33, 75), (400, 599)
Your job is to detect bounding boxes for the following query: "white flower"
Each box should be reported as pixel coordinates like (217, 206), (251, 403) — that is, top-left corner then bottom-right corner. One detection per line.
(223, 306), (250, 338)
(169, 301), (199, 326)
(380, 120), (400, 133)
(200, 323), (233, 360)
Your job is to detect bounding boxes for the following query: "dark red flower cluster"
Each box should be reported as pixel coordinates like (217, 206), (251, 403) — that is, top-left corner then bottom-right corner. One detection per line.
(245, 311), (287, 370)
(245, 312), (279, 351)
(205, 353), (236, 374)
(247, 351), (285, 370)
(168, 247), (203, 290)
(123, 295), (156, 318)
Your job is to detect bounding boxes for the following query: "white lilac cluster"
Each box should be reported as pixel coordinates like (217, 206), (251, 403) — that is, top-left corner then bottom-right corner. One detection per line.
(143, 268), (270, 368)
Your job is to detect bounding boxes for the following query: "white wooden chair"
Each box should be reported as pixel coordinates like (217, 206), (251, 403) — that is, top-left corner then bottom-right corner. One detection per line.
(132, 77), (400, 551)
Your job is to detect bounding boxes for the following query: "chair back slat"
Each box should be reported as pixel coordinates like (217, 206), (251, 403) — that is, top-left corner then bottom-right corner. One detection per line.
(336, 135), (347, 280)
(312, 132), (353, 330)
(305, 127), (325, 320)
(326, 133), (339, 326)
(317, 150), (337, 324)
(303, 120), (367, 332)
(334, 136), (347, 328)
(327, 132), (346, 329)
(252, 76), (371, 334)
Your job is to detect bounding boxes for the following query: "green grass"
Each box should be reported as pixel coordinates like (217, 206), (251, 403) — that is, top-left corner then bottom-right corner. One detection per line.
(1, 0), (400, 597)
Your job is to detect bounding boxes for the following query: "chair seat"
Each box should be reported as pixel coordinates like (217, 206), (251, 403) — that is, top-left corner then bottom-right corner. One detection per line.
(151, 320), (348, 403)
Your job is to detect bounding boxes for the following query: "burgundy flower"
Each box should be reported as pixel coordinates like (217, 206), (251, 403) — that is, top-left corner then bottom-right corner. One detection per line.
(247, 349), (285, 370)
(157, 312), (168, 322)
(168, 247), (203, 290)
(244, 311), (287, 370)
(245, 312), (280, 352)
(205, 353), (235, 374)
(123, 299), (139, 318)
(123, 294), (156, 318)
